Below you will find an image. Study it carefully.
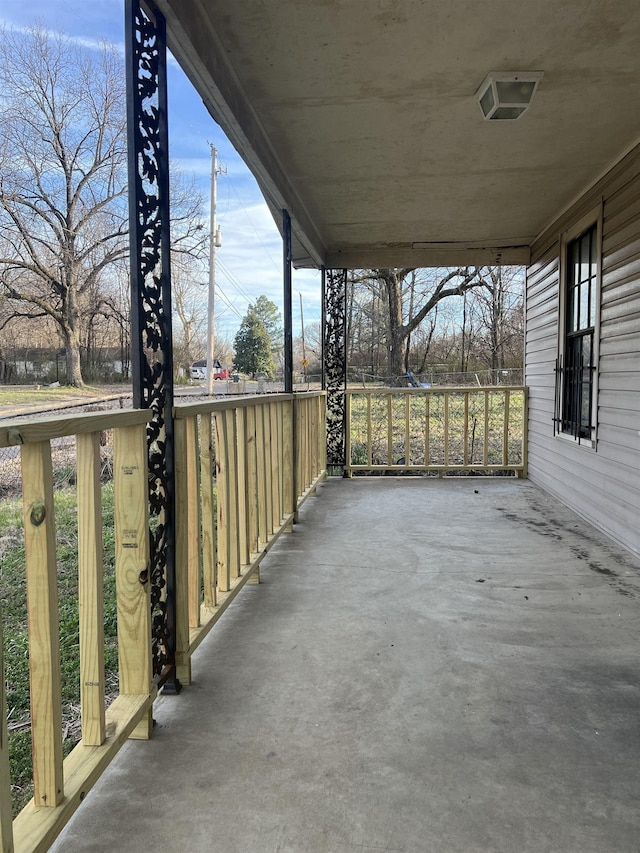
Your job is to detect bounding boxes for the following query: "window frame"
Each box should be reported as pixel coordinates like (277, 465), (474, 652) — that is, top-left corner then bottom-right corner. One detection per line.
(556, 204), (603, 448)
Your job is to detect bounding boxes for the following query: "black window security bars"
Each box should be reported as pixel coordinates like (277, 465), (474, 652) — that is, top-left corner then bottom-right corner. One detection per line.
(125, 0), (178, 689)
(324, 268), (348, 468)
(554, 353), (596, 441)
(553, 224), (597, 443)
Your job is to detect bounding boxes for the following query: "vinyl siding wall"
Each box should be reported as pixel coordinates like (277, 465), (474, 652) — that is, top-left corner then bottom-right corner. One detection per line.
(526, 147), (640, 557)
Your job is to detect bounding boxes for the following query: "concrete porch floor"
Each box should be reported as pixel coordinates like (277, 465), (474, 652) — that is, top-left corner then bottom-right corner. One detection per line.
(53, 478), (640, 852)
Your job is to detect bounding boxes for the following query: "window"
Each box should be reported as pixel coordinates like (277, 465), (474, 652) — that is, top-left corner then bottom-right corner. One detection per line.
(554, 218), (600, 444)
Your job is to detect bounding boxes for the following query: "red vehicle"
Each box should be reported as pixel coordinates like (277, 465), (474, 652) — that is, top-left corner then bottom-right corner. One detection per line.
(190, 359), (230, 381)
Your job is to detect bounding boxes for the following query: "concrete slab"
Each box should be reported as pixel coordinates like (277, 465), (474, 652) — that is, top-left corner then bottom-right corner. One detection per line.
(52, 478), (640, 852)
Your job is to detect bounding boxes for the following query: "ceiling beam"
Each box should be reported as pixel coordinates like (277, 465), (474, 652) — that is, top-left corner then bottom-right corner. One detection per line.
(325, 244), (531, 269)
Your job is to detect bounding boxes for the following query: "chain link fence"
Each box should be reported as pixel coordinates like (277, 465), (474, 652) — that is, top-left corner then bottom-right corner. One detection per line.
(347, 367), (523, 388)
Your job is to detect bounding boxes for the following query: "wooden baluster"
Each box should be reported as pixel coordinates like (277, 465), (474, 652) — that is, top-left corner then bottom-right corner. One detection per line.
(214, 411), (230, 592)
(263, 404), (274, 536)
(21, 441), (64, 807)
(404, 393), (411, 467)
(186, 417), (201, 628)
(77, 432), (106, 747)
(387, 394), (393, 466)
(227, 409), (240, 579)
(200, 413), (217, 606)
(302, 400), (311, 492)
(297, 398), (303, 495)
(236, 408), (249, 567)
(503, 390), (511, 467)
(282, 399), (294, 527)
(0, 611), (15, 852)
(483, 390), (490, 467)
(308, 397), (313, 482)
(443, 392), (450, 468)
(521, 389), (529, 478)
(270, 402), (280, 526)
(463, 391), (469, 467)
(246, 406), (259, 555)
(321, 392), (327, 474)
(366, 393), (372, 467)
(256, 404), (268, 548)
(425, 393), (430, 467)
(311, 395), (319, 481)
(113, 424), (153, 738)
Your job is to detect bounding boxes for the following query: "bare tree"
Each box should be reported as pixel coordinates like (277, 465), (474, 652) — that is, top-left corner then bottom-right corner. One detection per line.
(0, 25), (129, 386)
(0, 25), (208, 387)
(468, 266), (524, 374)
(172, 265), (207, 378)
(353, 268), (489, 380)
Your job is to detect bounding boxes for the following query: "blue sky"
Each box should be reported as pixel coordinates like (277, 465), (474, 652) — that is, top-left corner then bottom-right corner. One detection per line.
(0, 0), (321, 341)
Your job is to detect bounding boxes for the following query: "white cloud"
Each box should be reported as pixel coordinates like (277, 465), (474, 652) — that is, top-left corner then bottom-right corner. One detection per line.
(2, 1), (323, 344)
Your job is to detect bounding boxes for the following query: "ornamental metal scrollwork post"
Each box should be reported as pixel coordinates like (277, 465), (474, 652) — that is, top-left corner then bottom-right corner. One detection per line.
(323, 268), (348, 470)
(283, 210), (293, 394)
(125, 0), (178, 691)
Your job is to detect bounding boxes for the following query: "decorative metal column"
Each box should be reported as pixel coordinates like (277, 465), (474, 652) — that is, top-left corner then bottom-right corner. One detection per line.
(283, 210), (293, 394)
(324, 268), (348, 469)
(125, 0), (178, 691)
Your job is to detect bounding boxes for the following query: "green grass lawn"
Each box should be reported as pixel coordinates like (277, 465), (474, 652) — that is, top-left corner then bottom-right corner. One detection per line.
(0, 384), (131, 416)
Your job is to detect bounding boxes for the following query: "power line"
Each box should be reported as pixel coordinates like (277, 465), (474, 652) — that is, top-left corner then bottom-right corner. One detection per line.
(223, 176), (281, 274)
(215, 283), (244, 319)
(216, 258), (256, 304)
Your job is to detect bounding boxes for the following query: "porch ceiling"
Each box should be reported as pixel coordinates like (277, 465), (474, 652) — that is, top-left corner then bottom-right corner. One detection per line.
(157, 0), (640, 268)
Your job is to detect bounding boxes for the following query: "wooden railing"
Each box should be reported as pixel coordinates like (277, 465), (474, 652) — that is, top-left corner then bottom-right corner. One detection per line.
(172, 393), (326, 684)
(0, 391), (326, 852)
(345, 386), (528, 476)
(0, 410), (155, 853)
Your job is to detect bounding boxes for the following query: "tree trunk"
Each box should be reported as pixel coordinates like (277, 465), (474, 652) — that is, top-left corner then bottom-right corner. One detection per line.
(63, 328), (84, 387)
(385, 271), (406, 379)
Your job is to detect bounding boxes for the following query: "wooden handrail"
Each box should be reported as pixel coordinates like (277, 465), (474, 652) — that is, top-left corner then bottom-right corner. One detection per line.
(0, 409), (150, 447)
(173, 389), (325, 419)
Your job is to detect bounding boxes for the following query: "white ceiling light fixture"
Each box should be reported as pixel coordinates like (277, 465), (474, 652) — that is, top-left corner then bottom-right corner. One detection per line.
(476, 71), (544, 121)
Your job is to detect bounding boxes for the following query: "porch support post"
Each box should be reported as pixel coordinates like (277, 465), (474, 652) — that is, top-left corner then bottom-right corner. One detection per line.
(321, 267), (326, 391)
(324, 268), (348, 471)
(283, 209), (293, 394)
(125, 0), (179, 692)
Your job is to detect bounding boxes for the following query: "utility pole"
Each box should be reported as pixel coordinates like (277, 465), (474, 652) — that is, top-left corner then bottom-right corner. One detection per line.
(206, 145), (226, 395)
(299, 291), (308, 385)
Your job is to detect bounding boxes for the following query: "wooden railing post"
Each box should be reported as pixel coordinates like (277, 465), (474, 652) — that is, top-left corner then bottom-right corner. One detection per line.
(521, 388), (529, 478)
(0, 610), (15, 852)
(113, 423), (153, 739)
(77, 433), (106, 747)
(21, 441), (64, 808)
(282, 399), (293, 525)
